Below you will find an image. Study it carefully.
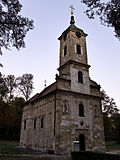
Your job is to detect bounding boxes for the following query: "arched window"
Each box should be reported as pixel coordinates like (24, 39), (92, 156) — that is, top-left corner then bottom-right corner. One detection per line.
(34, 118), (36, 129)
(63, 100), (68, 115)
(77, 44), (81, 54)
(94, 106), (99, 117)
(78, 71), (83, 83)
(64, 45), (67, 56)
(24, 120), (26, 130)
(41, 116), (44, 128)
(79, 104), (84, 117)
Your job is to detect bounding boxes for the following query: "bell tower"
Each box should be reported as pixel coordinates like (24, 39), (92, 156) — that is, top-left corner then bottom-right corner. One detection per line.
(58, 8), (88, 67)
(57, 8), (90, 94)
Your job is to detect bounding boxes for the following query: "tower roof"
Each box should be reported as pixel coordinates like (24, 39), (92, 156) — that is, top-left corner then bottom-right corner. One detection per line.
(58, 14), (87, 40)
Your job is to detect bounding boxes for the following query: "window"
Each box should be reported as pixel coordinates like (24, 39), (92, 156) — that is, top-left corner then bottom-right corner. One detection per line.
(78, 71), (83, 83)
(77, 44), (81, 54)
(94, 106), (99, 117)
(76, 31), (81, 38)
(64, 34), (67, 41)
(63, 100), (68, 115)
(41, 116), (44, 128)
(34, 118), (36, 129)
(64, 45), (67, 56)
(79, 104), (84, 117)
(80, 121), (84, 126)
(24, 120), (26, 130)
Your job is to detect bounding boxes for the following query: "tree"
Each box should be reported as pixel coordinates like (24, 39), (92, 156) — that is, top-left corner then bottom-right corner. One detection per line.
(5, 75), (17, 102)
(111, 113), (120, 139)
(0, 72), (34, 140)
(0, 0), (34, 53)
(0, 96), (25, 140)
(16, 73), (34, 100)
(81, 0), (120, 40)
(102, 90), (119, 117)
(102, 90), (120, 140)
(103, 112), (113, 140)
(0, 72), (8, 101)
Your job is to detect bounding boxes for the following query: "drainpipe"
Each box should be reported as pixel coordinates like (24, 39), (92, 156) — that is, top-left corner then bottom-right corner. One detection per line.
(54, 91), (56, 135)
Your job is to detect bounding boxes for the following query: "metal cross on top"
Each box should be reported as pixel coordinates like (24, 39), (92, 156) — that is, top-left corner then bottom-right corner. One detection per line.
(44, 80), (47, 87)
(69, 5), (75, 15)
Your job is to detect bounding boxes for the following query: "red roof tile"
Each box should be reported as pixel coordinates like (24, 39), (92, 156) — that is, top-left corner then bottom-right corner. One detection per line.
(26, 82), (57, 104)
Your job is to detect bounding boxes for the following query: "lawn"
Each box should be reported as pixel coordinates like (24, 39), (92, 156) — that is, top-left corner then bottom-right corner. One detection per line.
(0, 141), (71, 160)
(1, 140), (120, 160)
(105, 141), (120, 151)
(0, 140), (40, 155)
(0, 156), (52, 160)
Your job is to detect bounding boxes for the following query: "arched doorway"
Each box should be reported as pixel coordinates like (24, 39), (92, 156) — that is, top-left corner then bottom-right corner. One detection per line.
(79, 134), (85, 151)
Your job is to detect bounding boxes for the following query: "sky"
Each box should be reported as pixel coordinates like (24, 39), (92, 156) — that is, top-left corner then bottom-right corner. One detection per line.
(0, 0), (120, 108)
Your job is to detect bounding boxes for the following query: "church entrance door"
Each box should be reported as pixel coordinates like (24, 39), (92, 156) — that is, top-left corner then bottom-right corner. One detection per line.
(79, 134), (85, 151)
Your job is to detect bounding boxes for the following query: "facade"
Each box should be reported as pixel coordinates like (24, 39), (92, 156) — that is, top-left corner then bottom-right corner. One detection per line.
(20, 13), (105, 154)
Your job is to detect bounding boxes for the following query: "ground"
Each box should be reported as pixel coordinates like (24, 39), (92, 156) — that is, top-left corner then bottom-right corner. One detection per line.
(105, 141), (120, 154)
(0, 141), (71, 160)
(0, 141), (120, 160)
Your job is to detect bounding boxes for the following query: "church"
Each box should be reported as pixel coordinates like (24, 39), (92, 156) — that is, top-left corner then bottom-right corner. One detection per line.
(20, 9), (105, 154)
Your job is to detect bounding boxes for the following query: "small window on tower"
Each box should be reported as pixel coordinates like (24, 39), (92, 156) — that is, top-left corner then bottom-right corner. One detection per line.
(76, 44), (81, 54)
(76, 31), (81, 38)
(78, 71), (83, 83)
(64, 45), (67, 56)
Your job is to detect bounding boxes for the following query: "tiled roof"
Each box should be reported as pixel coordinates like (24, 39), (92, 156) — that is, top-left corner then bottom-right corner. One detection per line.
(58, 16), (87, 40)
(90, 79), (100, 88)
(29, 93), (40, 102)
(26, 82), (57, 104)
(38, 82), (57, 98)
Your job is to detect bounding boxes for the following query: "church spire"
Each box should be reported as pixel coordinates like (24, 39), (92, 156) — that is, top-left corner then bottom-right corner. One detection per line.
(69, 5), (75, 25)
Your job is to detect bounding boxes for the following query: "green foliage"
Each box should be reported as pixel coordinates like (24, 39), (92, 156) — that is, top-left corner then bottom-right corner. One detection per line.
(16, 73), (34, 100)
(105, 141), (120, 151)
(102, 90), (120, 141)
(0, 97), (25, 140)
(81, 0), (120, 40)
(102, 90), (119, 117)
(0, 73), (8, 101)
(0, 141), (41, 155)
(4, 75), (17, 103)
(0, 0), (34, 52)
(0, 72), (34, 101)
(0, 72), (34, 140)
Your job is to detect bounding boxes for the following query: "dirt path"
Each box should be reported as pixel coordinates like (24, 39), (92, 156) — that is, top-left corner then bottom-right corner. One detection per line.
(106, 150), (120, 155)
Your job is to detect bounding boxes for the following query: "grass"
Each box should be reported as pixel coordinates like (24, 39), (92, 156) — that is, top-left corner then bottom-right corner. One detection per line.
(105, 141), (120, 151)
(0, 141), (71, 160)
(0, 156), (61, 160)
(1, 140), (120, 160)
(0, 140), (41, 155)
(0, 156), (48, 160)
